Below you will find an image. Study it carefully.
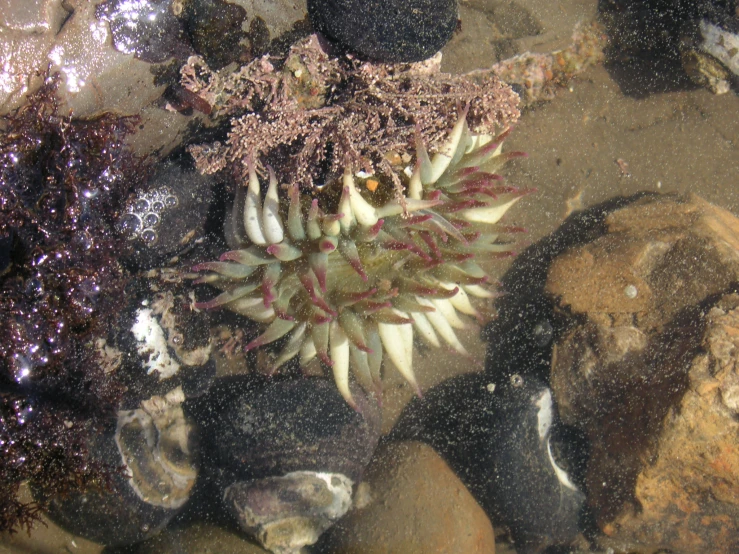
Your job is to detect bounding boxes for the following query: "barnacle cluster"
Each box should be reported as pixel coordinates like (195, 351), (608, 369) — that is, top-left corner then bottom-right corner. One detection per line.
(194, 110), (529, 407)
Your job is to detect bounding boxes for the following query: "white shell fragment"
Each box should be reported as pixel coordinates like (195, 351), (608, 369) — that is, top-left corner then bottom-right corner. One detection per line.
(130, 307), (181, 380)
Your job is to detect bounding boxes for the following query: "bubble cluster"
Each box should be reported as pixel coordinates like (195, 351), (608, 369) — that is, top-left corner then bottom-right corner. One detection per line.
(119, 187), (178, 245)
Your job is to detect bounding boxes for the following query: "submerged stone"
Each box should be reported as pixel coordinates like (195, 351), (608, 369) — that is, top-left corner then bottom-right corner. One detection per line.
(307, 0), (458, 62)
(33, 388), (199, 547)
(96, 0), (193, 63)
(390, 371), (585, 552)
(547, 193), (739, 553)
(320, 441), (497, 554)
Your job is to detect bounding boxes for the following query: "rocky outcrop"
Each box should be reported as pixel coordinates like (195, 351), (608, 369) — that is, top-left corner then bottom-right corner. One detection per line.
(546, 194), (739, 553)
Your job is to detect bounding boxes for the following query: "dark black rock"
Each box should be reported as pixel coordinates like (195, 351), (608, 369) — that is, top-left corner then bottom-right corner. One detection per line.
(308, 0), (458, 62)
(118, 161), (216, 270)
(391, 371), (585, 553)
(190, 376), (381, 485)
(0, 231), (12, 276)
(181, 0), (250, 69)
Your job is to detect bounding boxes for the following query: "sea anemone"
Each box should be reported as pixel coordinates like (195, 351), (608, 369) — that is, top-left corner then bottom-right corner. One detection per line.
(193, 111), (529, 408)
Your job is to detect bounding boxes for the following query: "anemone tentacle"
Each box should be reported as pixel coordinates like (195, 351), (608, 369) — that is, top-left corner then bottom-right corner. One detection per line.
(194, 113), (530, 407)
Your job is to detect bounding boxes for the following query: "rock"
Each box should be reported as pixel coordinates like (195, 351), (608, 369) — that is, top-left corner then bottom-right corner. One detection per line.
(32, 387), (199, 547)
(681, 16), (739, 94)
(0, 0), (70, 113)
(0, 0), (309, 158)
(548, 194), (739, 334)
(46, 0), (171, 117)
(319, 441), (496, 554)
(189, 376), (381, 553)
(118, 160), (216, 270)
(96, 0), (193, 64)
(0, 483), (103, 554)
(105, 276), (216, 404)
(440, 0), (599, 74)
(0, 0), (197, 157)
(308, 0), (458, 62)
(389, 372), (585, 552)
(546, 193), (739, 553)
(232, 0), (309, 44)
(131, 521), (271, 554)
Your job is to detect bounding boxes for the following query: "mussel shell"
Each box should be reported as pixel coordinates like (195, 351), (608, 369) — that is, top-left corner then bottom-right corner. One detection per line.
(189, 376), (381, 485)
(224, 471), (354, 552)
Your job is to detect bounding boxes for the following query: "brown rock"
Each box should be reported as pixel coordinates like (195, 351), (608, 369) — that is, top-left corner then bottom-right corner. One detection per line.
(546, 193), (739, 553)
(131, 521), (270, 554)
(320, 441), (496, 554)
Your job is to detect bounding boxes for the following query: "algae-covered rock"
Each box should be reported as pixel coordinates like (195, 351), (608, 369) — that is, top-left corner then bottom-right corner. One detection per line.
(546, 193), (739, 553)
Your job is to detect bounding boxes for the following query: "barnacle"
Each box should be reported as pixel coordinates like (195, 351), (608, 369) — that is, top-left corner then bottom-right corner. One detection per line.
(193, 111), (529, 407)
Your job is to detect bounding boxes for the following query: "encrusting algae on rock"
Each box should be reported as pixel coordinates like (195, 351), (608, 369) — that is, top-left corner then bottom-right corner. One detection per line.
(187, 35), (529, 408)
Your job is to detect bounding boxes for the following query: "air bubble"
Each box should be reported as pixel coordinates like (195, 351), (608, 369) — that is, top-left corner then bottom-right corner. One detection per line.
(12, 353), (32, 383)
(118, 213), (143, 237)
(134, 198), (149, 212)
(141, 229), (158, 244)
(74, 231), (94, 250)
(165, 195), (178, 207)
(25, 278), (44, 297)
(144, 212), (160, 227)
(152, 200), (165, 212)
(532, 320), (554, 346)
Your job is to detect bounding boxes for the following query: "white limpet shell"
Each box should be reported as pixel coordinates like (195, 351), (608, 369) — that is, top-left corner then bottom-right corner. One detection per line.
(193, 112), (529, 407)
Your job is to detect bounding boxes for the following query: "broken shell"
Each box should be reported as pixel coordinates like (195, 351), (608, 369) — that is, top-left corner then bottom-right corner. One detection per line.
(224, 471), (354, 554)
(35, 387), (199, 546)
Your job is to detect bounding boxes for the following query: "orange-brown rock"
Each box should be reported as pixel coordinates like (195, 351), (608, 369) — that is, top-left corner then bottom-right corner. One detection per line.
(318, 441), (496, 554)
(546, 194), (739, 553)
